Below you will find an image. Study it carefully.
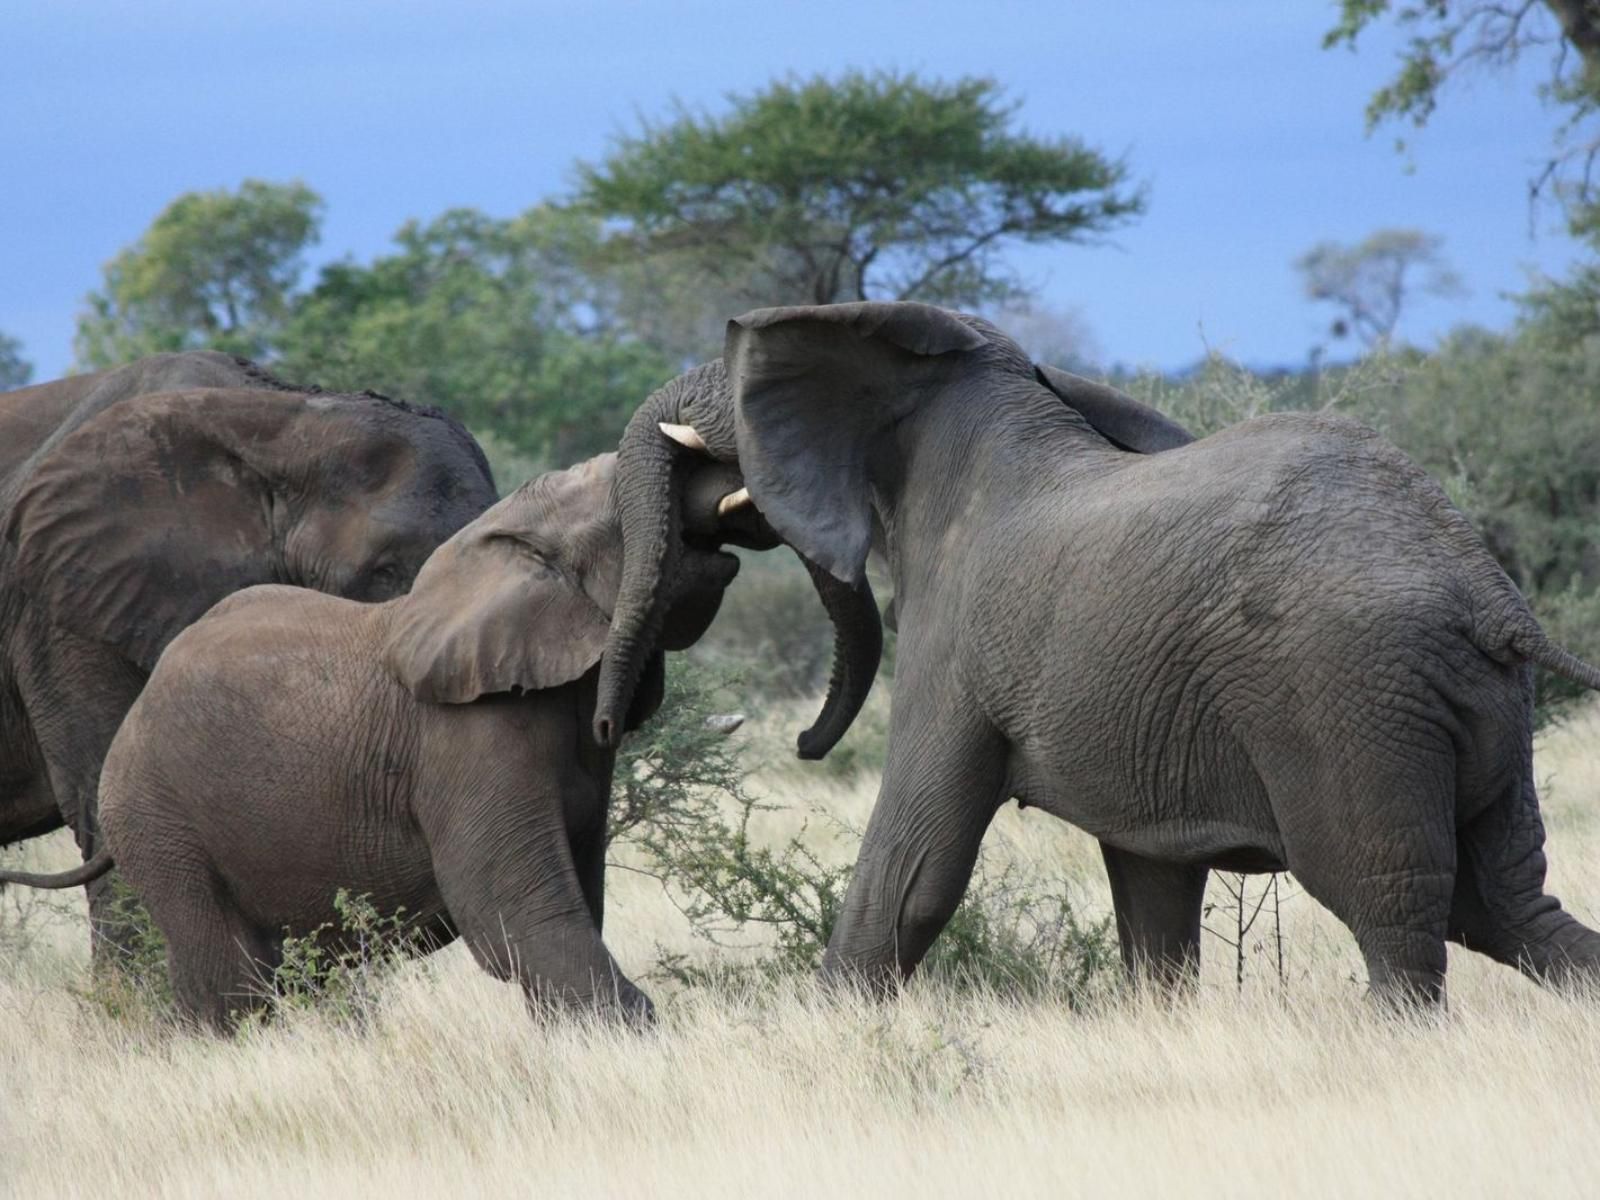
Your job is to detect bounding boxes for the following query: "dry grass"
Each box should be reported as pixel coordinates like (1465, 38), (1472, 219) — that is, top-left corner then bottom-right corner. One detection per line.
(5, 701), (1600, 1197)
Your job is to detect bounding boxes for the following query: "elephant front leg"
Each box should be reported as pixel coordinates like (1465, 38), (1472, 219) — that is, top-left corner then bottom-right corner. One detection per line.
(427, 785), (652, 1026)
(820, 714), (1010, 994)
(1099, 842), (1208, 991)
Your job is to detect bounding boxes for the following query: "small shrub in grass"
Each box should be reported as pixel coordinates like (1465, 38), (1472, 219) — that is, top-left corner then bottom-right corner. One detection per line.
(266, 889), (424, 1027)
(921, 863), (1118, 1008)
(639, 780), (1118, 1001)
(78, 878), (174, 1023)
(610, 660), (754, 848)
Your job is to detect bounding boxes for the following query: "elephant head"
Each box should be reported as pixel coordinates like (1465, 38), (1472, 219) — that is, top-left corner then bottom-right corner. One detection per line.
(6, 386), (498, 671)
(594, 302), (1192, 751)
(594, 362), (885, 758)
(384, 452), (745, 731)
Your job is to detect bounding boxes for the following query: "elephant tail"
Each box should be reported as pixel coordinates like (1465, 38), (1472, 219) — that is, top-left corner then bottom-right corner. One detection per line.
(1512, 627), (1600, 693)
(0, 849), (114, 890)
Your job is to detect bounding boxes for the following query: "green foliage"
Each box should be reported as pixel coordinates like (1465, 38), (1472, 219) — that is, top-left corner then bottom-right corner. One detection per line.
(277, 205), (674, 462)
(611, 659), (755, 848)
(1324, 2), (1600, 231)
(577, 70), (1143, 315)
(80, 879), (174, 1024)
(267, 889), (424, 1027)
(625, 664), (1117, 1002)
(918, 863), (1118, 1006)
(74, 180), (323, 368)
(0, 331), (32, 390)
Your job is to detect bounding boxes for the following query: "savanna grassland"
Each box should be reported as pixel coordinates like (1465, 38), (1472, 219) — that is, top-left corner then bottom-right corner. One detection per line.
(6, 693), (1600, 1198)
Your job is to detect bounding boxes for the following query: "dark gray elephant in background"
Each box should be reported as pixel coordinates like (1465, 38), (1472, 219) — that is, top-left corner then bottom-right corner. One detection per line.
(601, 300), (1600, 1007)
(0, 352), (498, 941)
(0, 453), (760, 1029)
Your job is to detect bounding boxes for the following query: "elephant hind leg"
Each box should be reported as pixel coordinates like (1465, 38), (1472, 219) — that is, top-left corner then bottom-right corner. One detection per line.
(150, 873), (278, 1032)
(1099, 842), (1207, 992)
(1270, 741), (1457, 1007)
(1449, 760), (1600, 987)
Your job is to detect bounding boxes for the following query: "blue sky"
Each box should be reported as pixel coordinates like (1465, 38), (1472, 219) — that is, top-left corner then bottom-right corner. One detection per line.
(1, 1), (1584, 380)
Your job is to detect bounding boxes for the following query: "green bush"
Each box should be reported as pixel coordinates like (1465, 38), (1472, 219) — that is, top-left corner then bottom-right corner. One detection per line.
(266, 889), (424, 1027)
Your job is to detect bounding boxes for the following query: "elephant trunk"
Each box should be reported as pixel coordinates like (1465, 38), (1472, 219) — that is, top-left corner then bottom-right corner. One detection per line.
(795, 557), (883, 759)
(595, 359), (883, 757)
(595, 364), (738, 748)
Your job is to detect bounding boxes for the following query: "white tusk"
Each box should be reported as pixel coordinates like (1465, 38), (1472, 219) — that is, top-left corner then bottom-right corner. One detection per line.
(716, 487), (752, 517)
(658, 422), (708, 452)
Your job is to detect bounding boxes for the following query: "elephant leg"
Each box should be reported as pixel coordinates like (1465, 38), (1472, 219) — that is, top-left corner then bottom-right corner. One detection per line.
(820, 705), (1009, 995)
(1271, 740), (1456, 1008)
(1099, 842), (1207, 990)
(427, 782), (651, 1025)
(150, 874), (277, 1032)
(1448, 756), (1600, 987)
(570, 823), (606, 934)
(12, 631), (145, 959)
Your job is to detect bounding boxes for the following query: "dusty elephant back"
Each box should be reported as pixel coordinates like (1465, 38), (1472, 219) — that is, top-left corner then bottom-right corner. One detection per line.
(98, 586), (431, 930)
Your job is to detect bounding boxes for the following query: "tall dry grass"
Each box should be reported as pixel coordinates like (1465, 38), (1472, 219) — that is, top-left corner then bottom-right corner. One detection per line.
(5, 700), (1600, 1197)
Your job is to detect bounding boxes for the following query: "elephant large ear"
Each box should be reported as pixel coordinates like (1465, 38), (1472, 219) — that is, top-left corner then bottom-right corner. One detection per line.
(1034, 363), (1195, 452)
(383, 465), (613, 704)
(725, 302), (987, 584)
(6, 389), (294, 671)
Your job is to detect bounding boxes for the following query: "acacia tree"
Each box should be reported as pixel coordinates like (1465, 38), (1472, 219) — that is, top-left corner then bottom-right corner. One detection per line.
(1295, 228), (1465, 347)
(576, 71), (1143, 317)
(0, 332), (31, 390)
(1326, 2), (1600, 230)
(75, 180), (323, 368)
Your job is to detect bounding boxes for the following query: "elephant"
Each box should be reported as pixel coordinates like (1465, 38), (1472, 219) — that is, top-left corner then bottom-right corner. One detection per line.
(598, 299), (1600, 1008)
(0, 352), (498, 943)
(0, 452), (762, 1028)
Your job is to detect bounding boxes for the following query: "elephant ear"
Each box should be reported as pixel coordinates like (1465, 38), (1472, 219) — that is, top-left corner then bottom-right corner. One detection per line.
(383, 466), (613, 704)
(6, 389), (294, 671)
(725, 302), (987, 584)
(1034, 363), (1195, 452)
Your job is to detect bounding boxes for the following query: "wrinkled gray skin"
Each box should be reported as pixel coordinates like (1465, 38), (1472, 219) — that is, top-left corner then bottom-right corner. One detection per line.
(633, 301), (1600, 1007)
(0, 352), (498, 944)
(595, 361), (883, 761)
(0, 454), (753, 1029)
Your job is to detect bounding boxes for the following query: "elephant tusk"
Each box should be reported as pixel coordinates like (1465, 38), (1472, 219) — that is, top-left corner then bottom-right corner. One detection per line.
(659, 422), (708, 453)
(716, 487), (752, 517)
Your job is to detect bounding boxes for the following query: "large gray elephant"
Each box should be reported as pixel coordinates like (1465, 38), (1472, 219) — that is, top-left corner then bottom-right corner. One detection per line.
(0, 453), (760, 1028)
(0, 352), (498, 938)
(599, 300), (1600, 1007)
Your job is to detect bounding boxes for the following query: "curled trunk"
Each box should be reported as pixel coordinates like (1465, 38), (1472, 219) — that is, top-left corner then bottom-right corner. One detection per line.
(795, 557), (882, 759)
(595, 361), (883, 756)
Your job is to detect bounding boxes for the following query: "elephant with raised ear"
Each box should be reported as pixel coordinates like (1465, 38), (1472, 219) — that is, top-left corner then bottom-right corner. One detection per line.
(0, 453), (759, 1029)
(615, 299), (1600, 1008)
(0, 352), (498, 943)
(594, 360), (884, 760)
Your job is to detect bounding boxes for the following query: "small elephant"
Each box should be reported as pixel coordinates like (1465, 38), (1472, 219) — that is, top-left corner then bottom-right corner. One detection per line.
(0, 453), (757, 1028)
(602, 300), (1600, 1008)
(0, 352), (498, 945)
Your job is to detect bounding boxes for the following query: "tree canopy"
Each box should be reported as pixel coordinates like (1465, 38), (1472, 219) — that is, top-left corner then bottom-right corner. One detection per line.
(276, 205), (674, 469)
(0, 332), (32, 390)
(74, 180), (323, 369)
(1294, 228), (1464, 347)
(576, 71), (1143, 313)
(1326, 2), (1600, 231)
